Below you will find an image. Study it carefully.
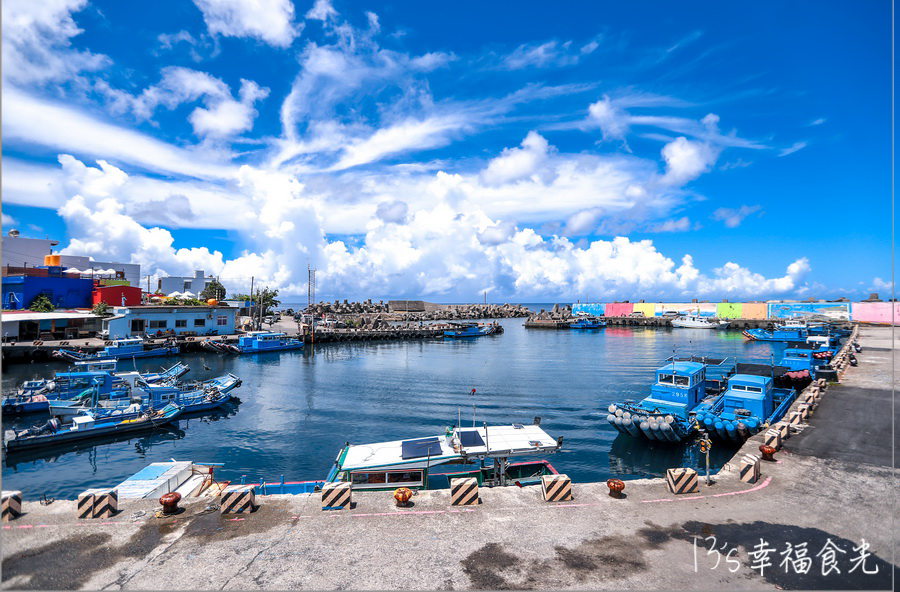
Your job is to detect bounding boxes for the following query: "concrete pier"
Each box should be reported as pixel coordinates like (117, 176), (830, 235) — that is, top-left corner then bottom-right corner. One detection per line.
(2, 327), (896, 590)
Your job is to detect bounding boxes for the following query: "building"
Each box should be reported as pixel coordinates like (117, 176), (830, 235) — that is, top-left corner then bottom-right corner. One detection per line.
(93, 285), (143, 307)
(2, 310), (102, 342)
(1, 235), (59, 268)
(1, 267), (93, 310)
(57, 255), (141, 288)
(158, 270), (216, 296)
(103, 305), (237, 339)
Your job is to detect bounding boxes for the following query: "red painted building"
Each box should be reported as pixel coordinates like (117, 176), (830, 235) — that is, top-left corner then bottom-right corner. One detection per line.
(92, 284), (142, 307)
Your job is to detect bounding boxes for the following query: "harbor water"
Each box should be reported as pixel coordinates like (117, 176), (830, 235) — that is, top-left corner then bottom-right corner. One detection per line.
(1, 311), (790, 500)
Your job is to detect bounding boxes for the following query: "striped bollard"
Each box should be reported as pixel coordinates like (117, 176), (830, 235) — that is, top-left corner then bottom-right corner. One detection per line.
(321, 482), (351, 511)
(763, 428), (782, 450)
(540, 474), (573, 502)
(798, 403), (810, 421)
(450, 477), (479, 506)
(221, 485), (256, 515)
(788, 411), (802, 426)
(666, 468), (698, 495)
(816, 378), (826, 388)
(77, 490), (95, 520)
(2, 491), (22, 522)
(91, 489), (118, 518)
(739, 454), (760, 484)
(775, 421), (790, 439)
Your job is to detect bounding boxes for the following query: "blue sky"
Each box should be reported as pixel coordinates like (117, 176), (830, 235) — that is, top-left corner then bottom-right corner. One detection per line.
(1, 0), (892, 302)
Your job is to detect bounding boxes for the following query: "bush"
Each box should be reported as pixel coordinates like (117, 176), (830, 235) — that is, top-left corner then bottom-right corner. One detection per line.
(28, 294), (54, 312)
(92, 301), (111, 316)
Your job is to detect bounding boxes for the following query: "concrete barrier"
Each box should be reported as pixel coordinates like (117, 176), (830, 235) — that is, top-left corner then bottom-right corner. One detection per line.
(2, 490), (22, 522)
(221, 485), (256, 514)
(450, 477), (479, 506)
(739, 454), (760, 484)
(788, 411), (802, 426)
(798, 403), (810, 421)
(775, 421), (790, 439)
(321, 482), (351, 510)
(666, 468), (698, 494)
(77, 488), (118, 519)
(540, 474), (574, 502)
(764, 428), (782, 450)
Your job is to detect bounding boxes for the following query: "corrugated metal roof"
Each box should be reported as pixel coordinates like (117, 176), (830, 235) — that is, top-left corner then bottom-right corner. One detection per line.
(0, 311), (99, 322)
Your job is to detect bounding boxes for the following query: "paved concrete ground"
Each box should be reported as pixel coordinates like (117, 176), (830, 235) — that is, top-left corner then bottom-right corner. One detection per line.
(2, 327), (897, 590)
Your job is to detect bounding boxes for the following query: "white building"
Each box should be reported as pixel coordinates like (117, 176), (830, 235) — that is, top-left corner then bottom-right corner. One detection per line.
(1, 235), (59, 268)
(58, 255), (142, 288)
(103, 305), (237, 339)
(158, 270), (215, 296)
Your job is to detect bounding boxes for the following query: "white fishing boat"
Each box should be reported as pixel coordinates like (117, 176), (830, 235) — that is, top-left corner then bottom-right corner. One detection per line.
(670, 315), (730, 329)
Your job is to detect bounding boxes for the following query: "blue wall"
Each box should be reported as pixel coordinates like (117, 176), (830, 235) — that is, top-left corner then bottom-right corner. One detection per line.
(571, 303), (606, 316)
(2, 276), (93, 310)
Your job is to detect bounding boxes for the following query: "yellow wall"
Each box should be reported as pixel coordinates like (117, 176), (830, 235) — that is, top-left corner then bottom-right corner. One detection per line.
(633, 302), (657, 317)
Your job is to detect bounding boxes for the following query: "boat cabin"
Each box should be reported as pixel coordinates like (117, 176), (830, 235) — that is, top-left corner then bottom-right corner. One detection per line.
(327, 422), (562, 490)
(73, 360), (119, 372)
(104, 338), (146, 354)
(646, 361), (707, 411)
(237, 331), (293, 350)
(720, 374), (773, 420)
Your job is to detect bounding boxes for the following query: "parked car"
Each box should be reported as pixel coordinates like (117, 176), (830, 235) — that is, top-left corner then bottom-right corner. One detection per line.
(661, 311), (680, 317)
(628, 311), (645, 317)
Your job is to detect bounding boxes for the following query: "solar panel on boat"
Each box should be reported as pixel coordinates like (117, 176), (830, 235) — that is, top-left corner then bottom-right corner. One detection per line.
(458, 430), (485, 447)
(400, 437), (442, 459)
(735, 363), (790, 377)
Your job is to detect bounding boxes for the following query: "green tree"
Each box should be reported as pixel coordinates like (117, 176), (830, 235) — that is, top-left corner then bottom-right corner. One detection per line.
(29, 294), (54, 312)
(229, 293), (252, 301)
(91, 301), (111, 316)
(258, 287), (280, 314)
(200, 279), (227, 301)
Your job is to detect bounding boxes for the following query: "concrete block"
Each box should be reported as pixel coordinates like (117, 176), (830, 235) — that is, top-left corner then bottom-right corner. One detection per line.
(220, 485), (256, 514)
(2, 491), (22, 522)
(321, 482), (351, 510)
(775, 421), (790, 439)
(739, 455), (760, 484)
(788, 411), (802, 425)
(764, 428), (782, 450)
(77, 488), (118, 519)
(540, 474), (573, 502)
(666, 468), (698, 495)
(450, 477), (479, 506)
(798, 403), (810, 421)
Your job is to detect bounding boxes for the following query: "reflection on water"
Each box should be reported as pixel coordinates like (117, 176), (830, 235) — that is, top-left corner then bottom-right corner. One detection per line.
(2, 320), (786, 499)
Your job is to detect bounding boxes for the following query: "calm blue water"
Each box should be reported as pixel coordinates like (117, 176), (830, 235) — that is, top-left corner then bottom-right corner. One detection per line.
(1, 312), (789, 500)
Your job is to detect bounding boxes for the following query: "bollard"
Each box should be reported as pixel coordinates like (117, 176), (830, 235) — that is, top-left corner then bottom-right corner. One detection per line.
(2, 491), (22, 522)
(740, 454), (761, 483)
(77, 490), (95, 520)
(816, 378), (826, 388)
(666, 468), (698, 494)
(92, 489), (118, 518)
(221, 485), (256, 514)
(798, 403), (810, 421)
(802, 393), (816, 405)
(393, 487), (412, 507)
(775, 421), (790, 439)
(606, 479), (625, 499)
(788, 411), (802, 426)
(540, 474), (573, 502)
(758, 444), (777, 461)
(159, 492), (182, 515)
(450, 477), (479, 506)
(763, 428), (782, 450)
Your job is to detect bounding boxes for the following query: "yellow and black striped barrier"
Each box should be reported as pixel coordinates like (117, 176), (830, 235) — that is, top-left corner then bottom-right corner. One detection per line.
(321, 482), (351, 510)
(220, 485), (256, 514)
(450, 477), (479, 506)
(666, 468), (698, 495)
(540, 474), (573, 502)
(2, 491), (22, 522)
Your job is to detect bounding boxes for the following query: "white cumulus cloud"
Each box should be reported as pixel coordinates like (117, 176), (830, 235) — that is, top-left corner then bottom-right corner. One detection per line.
(193, 0), (299, 48)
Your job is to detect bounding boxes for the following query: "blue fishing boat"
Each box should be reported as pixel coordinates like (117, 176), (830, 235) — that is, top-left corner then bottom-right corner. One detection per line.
(607, 357), (737, 442)
(443, 321), (503, 338)
(693, 373), (796, 444)
(52, 337), (180, 363)
(1, 361), (191, 415)
(2, 403), (183, 452)
(569, 316), (607, 329)
(202, 331), (303, 354)
(778, 340), (839, 382)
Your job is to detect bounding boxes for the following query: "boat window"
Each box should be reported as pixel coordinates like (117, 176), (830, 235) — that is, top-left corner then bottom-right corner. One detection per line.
(674, 375), (690, 387)
(658, 373), (675, 385)
(387, 471), (423, 484)
(351, 472), (386, 485)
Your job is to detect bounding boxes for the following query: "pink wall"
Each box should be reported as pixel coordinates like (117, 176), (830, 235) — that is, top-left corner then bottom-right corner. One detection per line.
(852, 302), (900, 324)
(605, 302), (633, 317)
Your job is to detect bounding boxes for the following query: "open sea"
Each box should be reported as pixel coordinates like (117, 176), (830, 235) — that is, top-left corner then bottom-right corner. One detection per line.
(1, 305), (790, 500)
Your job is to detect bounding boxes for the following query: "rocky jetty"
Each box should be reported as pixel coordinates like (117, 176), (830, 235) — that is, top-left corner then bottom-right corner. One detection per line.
(298, 300), (532, 323)
(527, 303), (574, 322)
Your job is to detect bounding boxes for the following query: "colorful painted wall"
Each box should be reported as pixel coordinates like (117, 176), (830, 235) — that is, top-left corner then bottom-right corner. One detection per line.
(633, 302), (656, 317)
(767, 302), (851, 321)
(742, 303), (768, 319)
(656, 303), (694, 315)
(605, 302), (633, 317)
(851, 302), (900, 324)
(571, 303), (606, 316)
(716, 303), (743, 319)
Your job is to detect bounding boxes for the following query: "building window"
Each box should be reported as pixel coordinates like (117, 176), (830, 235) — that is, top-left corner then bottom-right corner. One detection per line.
(131, 319), (145, 332)
(175, 319), (187, 328)
(217, 315), (228, 326)
(194, 318), (206, 327)
(184, 281), (192, 290)
(148, 320), (167, 329)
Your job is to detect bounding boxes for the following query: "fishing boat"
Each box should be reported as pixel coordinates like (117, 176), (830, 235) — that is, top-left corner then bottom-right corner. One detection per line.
(778, 340), (840, 382)
(47, 373), (242, 419)
(569, 316), (607, 329)
(2, 403), (183, 452)
(1, 361), (192, 415)
(442, 321), (504, 338)
(607, 357), (736, 442)
(52, 337), (180, 363)
(321, 418), (562, 492)
(202, 331), (303, 354)
(693, 373), (796, 445)
(670, 315), (730, 329)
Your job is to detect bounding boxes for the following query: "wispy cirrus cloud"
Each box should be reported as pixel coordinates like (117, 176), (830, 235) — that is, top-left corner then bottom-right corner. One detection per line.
(779, 141), (808, 156)
(711, 204), (763, 228)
